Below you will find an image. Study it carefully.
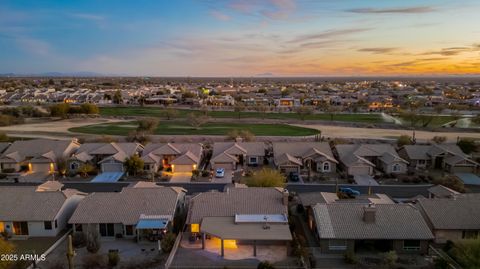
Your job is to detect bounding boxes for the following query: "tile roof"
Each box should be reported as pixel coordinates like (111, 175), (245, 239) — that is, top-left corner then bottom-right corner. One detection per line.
(427, 185), (460, 198)
(0, 186), (84, 221)
(187, 187), (287, 224)
(273, 142), (336, 165)
(142, 143), (202, 164)
(416, 194), (480, 230)
(313, 203), (434, 240)
(69, 185), (184, 225)
(0, 139), (78, 163)
(336, 144), (406, 166)
(211, 142), (265, 159)
(299, 192), (394, 207)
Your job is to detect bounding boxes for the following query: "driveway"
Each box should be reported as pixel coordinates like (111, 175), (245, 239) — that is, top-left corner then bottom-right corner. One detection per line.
(354, 175), (379, 186)
(212, 169), (234, 183)
(170, 172), (192, 182)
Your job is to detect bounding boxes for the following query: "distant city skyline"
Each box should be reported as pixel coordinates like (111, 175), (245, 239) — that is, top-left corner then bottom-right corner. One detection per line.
(1, 0), (480, 76)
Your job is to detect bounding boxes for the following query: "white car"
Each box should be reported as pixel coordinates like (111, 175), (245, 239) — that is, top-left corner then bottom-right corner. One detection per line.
(215, 168), (225, 178)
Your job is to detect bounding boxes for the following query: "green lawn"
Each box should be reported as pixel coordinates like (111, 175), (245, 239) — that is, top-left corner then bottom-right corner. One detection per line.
(99, 106), (384, 123)
(70, 121), (320, 136)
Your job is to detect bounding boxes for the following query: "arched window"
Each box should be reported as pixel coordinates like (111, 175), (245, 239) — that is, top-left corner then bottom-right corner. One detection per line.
(323, 162), (330, 172)
(392, 163), (401, 172)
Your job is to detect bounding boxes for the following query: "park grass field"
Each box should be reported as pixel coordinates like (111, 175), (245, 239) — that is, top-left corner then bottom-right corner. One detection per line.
(99, 106), (385, 123)
(69, 121), (321, 136)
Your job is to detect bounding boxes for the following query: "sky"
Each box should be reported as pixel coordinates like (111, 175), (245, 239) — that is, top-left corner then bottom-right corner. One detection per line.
(1, 0), (480, 76)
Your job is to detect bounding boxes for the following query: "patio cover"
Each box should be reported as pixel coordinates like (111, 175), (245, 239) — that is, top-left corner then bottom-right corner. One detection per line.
(455, 173), (480, 186)
(200, 216), (292, 241)
(136, 219), (169, 229)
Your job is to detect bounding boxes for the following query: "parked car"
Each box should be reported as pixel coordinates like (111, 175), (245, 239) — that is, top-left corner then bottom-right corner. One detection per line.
(215, 168), (225, 178)
(289, 172), (300, 182)
(339, 187), (360, 197)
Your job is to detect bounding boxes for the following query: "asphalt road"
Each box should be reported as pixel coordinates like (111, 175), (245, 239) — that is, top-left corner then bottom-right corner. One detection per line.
(0, 181), (435, 198)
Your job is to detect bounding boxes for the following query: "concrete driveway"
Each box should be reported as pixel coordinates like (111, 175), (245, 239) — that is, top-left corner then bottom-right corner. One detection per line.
(171, 172), (192, 182)
(212, 169), (234, 183)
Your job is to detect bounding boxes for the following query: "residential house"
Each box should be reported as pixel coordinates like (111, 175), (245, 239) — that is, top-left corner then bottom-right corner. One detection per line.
(273, 142), (338, 174)
(0, 181), (86, 237)
(210, 142), (266, 170)
(398, 144), (478, 173)
(335, 144), (408, 176)
(186, 186), (292, 258)
(312, 203), (433, 254)
(0, 139), (80, 174)
(298, 191), (394, 232)
(85, 142), (144, 173)
(416, 194), (480, 243)
(141, 143), (203, 174)
(427, 185), (460, 199)
(69, 183), (186, 240)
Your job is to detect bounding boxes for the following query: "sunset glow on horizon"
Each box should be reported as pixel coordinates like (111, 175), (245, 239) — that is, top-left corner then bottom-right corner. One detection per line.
(1, 0), (480, 76)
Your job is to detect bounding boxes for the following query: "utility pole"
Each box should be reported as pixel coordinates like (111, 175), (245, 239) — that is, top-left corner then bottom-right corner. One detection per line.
(66, 234), (74, 269)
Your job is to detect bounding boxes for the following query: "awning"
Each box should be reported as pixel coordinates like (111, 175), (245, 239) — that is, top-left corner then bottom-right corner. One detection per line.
(201, 217), (292, 241)
(136, 219), (169, 229)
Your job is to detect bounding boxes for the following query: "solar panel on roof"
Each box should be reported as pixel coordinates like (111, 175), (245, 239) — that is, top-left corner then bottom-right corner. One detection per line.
(234, 214), (288, 223)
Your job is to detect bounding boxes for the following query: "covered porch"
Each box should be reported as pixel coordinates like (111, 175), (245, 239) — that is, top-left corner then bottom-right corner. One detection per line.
(199, 216), (292, 260)
(135, 216), (170, 242)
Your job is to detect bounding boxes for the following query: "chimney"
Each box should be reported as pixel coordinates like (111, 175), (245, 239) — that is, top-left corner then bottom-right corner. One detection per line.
(363, 203), (376, 223)
(282, 189), (289, 206)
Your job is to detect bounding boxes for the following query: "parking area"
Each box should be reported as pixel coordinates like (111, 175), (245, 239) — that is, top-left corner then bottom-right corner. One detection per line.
(212, 169), (234, 183)
(170, 172), (193, 182)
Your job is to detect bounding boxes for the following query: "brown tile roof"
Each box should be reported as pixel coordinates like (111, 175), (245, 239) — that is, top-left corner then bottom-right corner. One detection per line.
(187, 187), (287, 224)
(416, 194), (480, 230)
(273, 142), (335, 165)
(212, 142), (265, 159)
(69, 186), (184, 225)
(313, 203), (434, 240)
(0, 186), (84, 221)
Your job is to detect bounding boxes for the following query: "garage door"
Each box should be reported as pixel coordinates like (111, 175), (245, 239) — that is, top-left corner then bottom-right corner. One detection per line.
(280, 165), (299, 174)
(452, 166), (475, 173)
(212, 162), (235, 170)
(102, 163), (123, 173)
(173, 165), (193, 173)
(349, 166), (371, 176)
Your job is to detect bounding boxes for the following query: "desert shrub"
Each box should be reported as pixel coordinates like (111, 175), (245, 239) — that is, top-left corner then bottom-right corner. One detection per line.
(382, 251), (398, 269)
(72, 232), (87, 248)
(344, 250), (358, 264)
(160, 232), (176, 253)
(434, 257), (450, 269)
(192, 169), (200, 176)
(86, 226), (101, 253)
(201, 170), (210, 177)
(257, 261), (275, 269)
(82, 254), (107, 269)
(108, 251), (120, 267)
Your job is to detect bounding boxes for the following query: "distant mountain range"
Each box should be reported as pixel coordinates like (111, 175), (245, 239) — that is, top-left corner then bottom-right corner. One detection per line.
(0, 72), (107, 77)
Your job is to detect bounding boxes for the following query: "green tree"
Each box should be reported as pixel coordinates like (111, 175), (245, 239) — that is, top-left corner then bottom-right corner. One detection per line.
(457, 138), (477, 154)
(164, 108), (178, 120)
(452, 239), (480, 269)
(113, 90), (123, 104)
(124, 155), (144, 176)
(234, 102), (245, 119)
(137, 118), (159, 134)
(161, 232), (177, 253)
(49, 103), (70, 118)
(255, 105), (269, 119)
(295, 105), (313, 121)
(245, 168), (286, 187)
(80, 103), (99, 114)
(397, 135), (413, 147)
(78, 163), (95, 177)
(187, 113), (210, 129)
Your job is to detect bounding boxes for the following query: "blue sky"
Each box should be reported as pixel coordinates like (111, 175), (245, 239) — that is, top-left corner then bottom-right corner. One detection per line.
(1, 0), (479, 76)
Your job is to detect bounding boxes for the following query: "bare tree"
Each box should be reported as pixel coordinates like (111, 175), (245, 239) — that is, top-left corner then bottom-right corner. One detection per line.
(187, 113), (210, 129)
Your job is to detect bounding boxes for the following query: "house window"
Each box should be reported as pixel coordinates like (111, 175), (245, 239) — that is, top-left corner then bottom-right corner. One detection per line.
(99, 223), (115, 237)
(328, 239), (347, 250)
(55, 220), (58, 228)
(125, 225), (134, 236)
(143, 164), (150, 170)
(191, 224), (200, 233)
(462, 231), (479, 239)
(13, 222), (29, 236)
(418, 159), (426, 165)
(392, 163), (401, 172)
(75, 224), (83, 232)
(249, 157), (258, 164)
(323, 162), (331, 172)
(403, 240), (421, 251)
(70, 162), (79, 170)
(44, 221), (52, 230)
